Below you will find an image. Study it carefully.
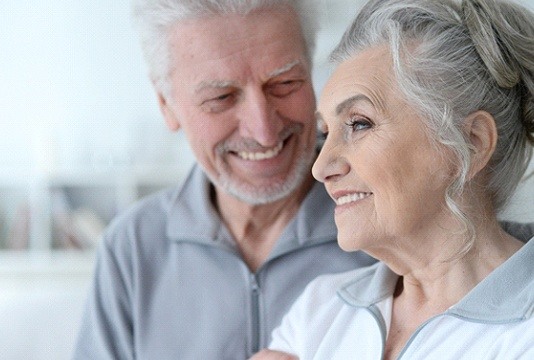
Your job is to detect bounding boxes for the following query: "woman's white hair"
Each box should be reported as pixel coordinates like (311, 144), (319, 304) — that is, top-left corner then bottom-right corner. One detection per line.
(331, 0), (534, 252)
(131, 0), (320, 97)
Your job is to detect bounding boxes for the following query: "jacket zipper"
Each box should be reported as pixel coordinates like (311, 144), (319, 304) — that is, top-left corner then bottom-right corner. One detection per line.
(250, 275), (261, 355)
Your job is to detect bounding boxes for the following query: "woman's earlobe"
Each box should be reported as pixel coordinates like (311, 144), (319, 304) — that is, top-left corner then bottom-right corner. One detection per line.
(465, 110), (498, 180)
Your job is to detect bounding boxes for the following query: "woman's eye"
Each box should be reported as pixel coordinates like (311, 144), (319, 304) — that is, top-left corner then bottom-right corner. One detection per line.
(345, 116), (372, 132)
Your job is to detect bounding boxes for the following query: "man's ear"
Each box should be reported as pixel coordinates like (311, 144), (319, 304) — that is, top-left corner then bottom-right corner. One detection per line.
(465, 110), (497, 180)
(156, 91), (181, 132)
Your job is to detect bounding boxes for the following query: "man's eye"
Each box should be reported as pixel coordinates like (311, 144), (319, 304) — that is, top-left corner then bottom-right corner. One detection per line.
(268, 80), (303, 97)
(214, 93), (231, 101)
(201, 93), (236, 113)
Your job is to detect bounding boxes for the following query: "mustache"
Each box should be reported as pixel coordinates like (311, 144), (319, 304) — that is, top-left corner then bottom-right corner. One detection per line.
(216, 123), (303, 154)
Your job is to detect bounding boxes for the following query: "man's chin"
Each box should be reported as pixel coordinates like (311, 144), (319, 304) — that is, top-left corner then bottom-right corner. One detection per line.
(211, 152), (314, 205)
(225, 181), (295, 205)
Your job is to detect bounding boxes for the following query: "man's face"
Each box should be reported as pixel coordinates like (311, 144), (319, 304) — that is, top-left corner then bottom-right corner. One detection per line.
(158, 7), (317, 204)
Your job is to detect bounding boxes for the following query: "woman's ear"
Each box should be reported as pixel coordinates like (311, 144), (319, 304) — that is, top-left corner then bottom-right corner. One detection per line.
(156, 91), (181, 132)
(464, 110), (497, 180)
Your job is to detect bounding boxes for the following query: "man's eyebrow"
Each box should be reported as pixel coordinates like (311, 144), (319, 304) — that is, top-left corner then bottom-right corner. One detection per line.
(335, 94), (376, 116)
(194, 61), (304, 93)
(195, 80), (235, 94)
(268, 60), (302, 78)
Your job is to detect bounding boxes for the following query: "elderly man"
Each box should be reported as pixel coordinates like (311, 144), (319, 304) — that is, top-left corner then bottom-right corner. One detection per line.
(72, 1), (376, 359)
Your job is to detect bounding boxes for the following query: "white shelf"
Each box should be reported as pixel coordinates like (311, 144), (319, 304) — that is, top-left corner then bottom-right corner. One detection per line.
(0, 165), (190, 256)
(0, 251), (95, 278)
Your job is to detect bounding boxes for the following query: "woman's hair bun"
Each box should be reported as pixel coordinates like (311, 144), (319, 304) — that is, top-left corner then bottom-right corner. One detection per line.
(462, 0), (534, 144)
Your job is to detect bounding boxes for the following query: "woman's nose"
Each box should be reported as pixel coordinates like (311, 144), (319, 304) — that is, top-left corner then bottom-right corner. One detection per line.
(312, 136), (350, 183)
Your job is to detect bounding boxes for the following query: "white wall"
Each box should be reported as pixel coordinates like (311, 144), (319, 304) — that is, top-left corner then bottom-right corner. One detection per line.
(0, 0), (193, 174)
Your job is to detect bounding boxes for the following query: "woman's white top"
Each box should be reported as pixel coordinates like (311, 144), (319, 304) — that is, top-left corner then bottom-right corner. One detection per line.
(270, 237), (534, 359)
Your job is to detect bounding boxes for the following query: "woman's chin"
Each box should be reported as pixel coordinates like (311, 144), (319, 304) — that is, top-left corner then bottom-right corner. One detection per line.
(337, 235), (366, 253)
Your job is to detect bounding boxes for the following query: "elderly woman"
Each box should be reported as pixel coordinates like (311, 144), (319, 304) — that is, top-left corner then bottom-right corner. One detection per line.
(252, 0), (534, 358)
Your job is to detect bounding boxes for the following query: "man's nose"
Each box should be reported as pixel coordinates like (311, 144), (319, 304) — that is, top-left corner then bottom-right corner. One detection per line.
(237, 89), (283, 147)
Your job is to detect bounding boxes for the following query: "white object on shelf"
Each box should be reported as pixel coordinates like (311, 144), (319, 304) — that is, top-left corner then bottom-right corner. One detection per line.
(0, 164), (191, 253)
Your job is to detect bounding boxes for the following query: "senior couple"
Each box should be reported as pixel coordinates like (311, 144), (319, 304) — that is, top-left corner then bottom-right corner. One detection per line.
(73, 0), (534, 359)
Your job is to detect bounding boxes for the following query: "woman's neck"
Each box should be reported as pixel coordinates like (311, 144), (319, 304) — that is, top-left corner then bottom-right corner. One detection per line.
(383, 219), (523, 360)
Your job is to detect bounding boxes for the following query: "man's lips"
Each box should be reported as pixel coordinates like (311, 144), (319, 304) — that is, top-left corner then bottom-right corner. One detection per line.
(236, 141), (284, 161)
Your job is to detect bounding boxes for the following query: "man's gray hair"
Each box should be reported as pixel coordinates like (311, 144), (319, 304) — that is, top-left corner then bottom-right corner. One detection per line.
(331, 0), (534, 251)
(131, 0), (320, 97)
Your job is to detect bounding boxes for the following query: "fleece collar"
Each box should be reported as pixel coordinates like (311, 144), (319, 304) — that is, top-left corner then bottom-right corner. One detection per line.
(165, 164), (338, 258)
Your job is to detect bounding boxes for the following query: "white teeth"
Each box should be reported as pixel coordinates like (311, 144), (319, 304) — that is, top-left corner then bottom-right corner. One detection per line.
(238, 142), (283, 161)
(335, 192), (372, 205)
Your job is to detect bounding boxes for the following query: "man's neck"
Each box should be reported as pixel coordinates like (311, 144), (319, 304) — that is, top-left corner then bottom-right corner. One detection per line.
(214, 175), (315, 272)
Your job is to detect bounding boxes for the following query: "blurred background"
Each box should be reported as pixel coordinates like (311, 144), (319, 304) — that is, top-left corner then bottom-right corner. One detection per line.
(0, 0), (533, 359)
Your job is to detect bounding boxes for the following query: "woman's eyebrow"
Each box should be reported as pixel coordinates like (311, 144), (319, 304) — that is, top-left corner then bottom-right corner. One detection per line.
(314, 110), (323, 122)
(315, 93), (375, 128)
(315, 111), (326, 130)
(335, 94), (375, 116)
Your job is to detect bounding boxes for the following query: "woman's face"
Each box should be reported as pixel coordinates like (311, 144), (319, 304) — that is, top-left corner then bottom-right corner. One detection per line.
(313, 46), (455, 255)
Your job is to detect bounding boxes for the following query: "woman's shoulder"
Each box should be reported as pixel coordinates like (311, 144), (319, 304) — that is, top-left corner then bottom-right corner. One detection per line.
(269, 263), (386, 356)
(298, 263), (384, 308)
